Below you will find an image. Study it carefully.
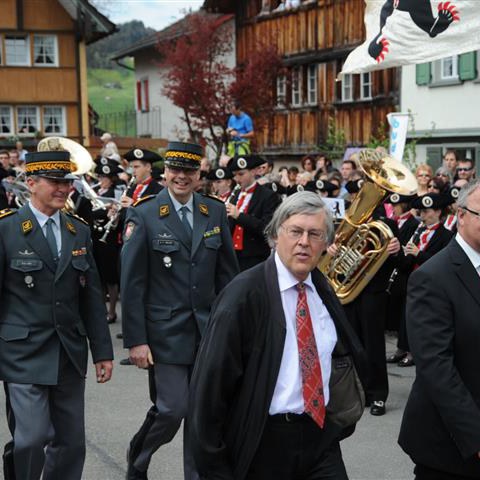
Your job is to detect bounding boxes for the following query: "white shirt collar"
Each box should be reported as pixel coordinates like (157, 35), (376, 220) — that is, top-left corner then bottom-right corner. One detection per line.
(28, 202), (61, 228)
(274, 251), (315, 293)
(168, 190), (194, 213)
(456, 232), (480, 270)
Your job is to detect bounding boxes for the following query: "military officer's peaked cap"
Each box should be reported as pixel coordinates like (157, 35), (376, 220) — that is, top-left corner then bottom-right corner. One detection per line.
(164, 142), (203, 170)
(206, 167), (233, 181)
(227, 154), (263, 172)
(124, 148), (163, 164)
(411, 193), (451, 210)
(25, 151), (77, 180)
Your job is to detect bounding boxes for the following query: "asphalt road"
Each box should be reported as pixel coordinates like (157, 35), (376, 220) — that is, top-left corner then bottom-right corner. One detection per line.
(0, 322), (416, 480)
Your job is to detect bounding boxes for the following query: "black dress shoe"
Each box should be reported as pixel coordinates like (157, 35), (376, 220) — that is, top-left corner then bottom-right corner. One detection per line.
(126, 464), (148, 479)
(107, 314), (117, 324)
(398, 355), (415, 367)
(370, 400), (386, 416)
(116, 333), (123, 339)
(120, 358), (133, 366)
(386, 351), (407, 363)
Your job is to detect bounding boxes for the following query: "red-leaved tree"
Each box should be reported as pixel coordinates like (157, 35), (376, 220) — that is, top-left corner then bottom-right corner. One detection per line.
(157, 13), (282, 158)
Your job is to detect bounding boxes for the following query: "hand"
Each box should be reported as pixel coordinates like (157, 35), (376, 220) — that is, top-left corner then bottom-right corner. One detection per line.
(327, 243), (339, 257)
(404, 242), (419, 257)
(120, 196), (134, 208)
(229, 129), (238, 138)
(107, 204), (119, 219)
(387, 237), (401, 255)
(95, 360), (113, 383)
(225, 203), (240, 219)
(129, 344), (154, 369)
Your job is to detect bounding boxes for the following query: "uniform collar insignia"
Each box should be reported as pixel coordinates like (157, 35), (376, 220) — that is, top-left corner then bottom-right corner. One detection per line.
(199, 203), (209, 216)
(22, 220), (33, 234)
(159, 205), (170, 217)
(66, 221), (76, 234)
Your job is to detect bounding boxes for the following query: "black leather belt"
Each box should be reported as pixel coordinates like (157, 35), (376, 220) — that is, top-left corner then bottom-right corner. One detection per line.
(269, 413), (311, 424)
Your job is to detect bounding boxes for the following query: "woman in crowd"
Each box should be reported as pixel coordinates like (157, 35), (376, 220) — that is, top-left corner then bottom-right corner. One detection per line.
(415, 164), (433, 196)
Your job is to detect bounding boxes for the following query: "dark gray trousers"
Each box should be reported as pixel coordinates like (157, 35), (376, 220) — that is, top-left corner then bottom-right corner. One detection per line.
(129, 363), (199, 480)
(3, 359), (86, 480)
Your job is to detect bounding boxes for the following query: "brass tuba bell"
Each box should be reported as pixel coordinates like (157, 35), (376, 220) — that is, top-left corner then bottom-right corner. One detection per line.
(318, 149), (417, 305)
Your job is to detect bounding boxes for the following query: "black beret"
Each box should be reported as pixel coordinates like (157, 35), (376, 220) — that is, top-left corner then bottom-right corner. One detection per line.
(206, 167), (233, 181)
(388, 192), (416, 205)
(124, 148), (163, 164)
(227, 155), (263, 172)
(411, 193), (451, 210)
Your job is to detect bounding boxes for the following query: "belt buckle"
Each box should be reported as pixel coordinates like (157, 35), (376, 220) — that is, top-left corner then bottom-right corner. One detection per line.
(285, 412), (293, 422)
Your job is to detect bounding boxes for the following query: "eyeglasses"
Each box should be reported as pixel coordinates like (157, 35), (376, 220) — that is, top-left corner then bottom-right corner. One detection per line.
(280, 225), (327, 243)
(457, 167), (472, 172)
(436, 173), (449, 178)
(461, 206), (480, 218)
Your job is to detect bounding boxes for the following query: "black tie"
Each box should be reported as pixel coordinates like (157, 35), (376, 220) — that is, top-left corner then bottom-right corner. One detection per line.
(180, 206), (192, 241)
(45, 218), (59, 263)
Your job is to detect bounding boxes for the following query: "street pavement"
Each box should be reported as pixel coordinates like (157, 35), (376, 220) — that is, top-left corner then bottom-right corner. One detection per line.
(0, 319), (416, 479)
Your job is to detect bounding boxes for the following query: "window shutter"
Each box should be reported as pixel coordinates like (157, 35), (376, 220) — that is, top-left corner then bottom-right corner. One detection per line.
(416, 63), (431, 85)
(144, 79), (150, 112)
(136, 81), (142, 111)
(459, 52), (477, 81)
(426, 147), (443, 171)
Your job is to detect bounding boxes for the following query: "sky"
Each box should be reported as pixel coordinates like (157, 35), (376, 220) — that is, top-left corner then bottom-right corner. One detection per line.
(97, 1), (205, 31)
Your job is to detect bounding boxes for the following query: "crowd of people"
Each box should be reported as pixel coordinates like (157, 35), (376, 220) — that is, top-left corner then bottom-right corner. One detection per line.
(0, 133), (479, 480)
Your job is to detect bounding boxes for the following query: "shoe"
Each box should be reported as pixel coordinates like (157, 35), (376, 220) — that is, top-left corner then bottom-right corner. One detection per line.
(107, 314), (117, 324)
(370, 400), (386, 416)
(120, 358), (133, 366)
(398, 355), (415, 367)
(386, 351), (407, 363)
(116, 333), (123, 339)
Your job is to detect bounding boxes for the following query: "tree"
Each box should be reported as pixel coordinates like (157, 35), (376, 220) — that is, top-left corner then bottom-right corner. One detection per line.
(157, 13), (282, 157)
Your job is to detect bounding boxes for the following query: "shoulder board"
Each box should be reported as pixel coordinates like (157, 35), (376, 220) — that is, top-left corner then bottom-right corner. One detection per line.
(65, 212), (89, 225)
(202, 193), (224, 204)
(0, 209), (16, 220)
(133, 195), (155, 207)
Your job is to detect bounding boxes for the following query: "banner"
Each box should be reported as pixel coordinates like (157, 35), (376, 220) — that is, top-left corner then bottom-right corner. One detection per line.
(387, 112), (409, 162)
(341, 1), (480, 75)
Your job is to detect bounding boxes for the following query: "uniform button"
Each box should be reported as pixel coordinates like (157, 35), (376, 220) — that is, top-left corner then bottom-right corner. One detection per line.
(55, 301), (60, 306)
(193, 308), (197, 312)
(191, 262), (196, 267)
(192, 286), (197, 290)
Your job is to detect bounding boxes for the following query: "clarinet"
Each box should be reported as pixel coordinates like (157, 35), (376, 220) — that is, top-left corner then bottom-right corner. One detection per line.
(386, 222), (425, 294)
(226, 184), (241, 206)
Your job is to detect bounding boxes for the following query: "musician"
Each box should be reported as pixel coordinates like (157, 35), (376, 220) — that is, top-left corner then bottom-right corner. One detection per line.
(443, 186), (461, 233)
(0, 151), (113, 480)
(206, 167), (235, 202)
(120, 141), (239, 480)
(399, 180), (480, 479)
(91, 160), (124, 324)
(226, 155), (281, 271)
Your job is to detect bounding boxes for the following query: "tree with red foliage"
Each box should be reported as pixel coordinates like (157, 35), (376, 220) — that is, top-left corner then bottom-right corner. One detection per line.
(158, 13), (282, 157)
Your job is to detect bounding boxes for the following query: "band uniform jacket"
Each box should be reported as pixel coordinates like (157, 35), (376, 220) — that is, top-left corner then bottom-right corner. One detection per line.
(120, 189), (239, 365)
(399, 240), (480, 478)
(0, 204), (114, 385)
(126, 179), (162, 199)
(228, 184), (281, 261)
(189, 254), (367, 480)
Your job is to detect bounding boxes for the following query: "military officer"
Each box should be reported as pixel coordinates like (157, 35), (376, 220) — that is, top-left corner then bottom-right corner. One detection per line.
(121, 141), (239, 480)
(0, 150), (114, 480)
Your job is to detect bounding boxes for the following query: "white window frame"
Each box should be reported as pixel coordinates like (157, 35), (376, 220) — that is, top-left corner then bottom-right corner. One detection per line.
(276, 75), (287, 107)
(341, 73), (353, 102)
(16, 106), (40, 136)
(33, 34), (58, 67)
(440, 56), (458, 80)
(43, 106), (66, 136)
(0, 106), (14, 136)
(360, 72), (372, 100)
(307, 64), (318, 105)
(5, 34), (31, 66)
(291, 67), (302, 107)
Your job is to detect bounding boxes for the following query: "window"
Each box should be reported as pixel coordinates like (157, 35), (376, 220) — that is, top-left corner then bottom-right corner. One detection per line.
(307, 64), (318, 105)
(441, 56), (458, 80)
(276, 75), (287, 107)
(360, 72), (372, 100)
(17, 107), (39, 135)
(341, 74), (353, 102)
(291, 68), (302, 107)
(5, 35), (30, 66)
(43, 106), (66, 135)
(0, 37), (3, 65)
(137, 78), (149, 112)
(34, 35), (58, 66)
(0, 106), (13, 135)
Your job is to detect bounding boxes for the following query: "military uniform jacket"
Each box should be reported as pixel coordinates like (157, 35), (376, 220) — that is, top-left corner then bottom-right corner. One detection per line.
(120, 189), (239, 365)
(0, 205), (114, 385)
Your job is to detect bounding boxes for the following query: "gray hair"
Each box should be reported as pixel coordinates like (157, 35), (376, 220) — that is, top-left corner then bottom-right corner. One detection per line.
(457, 179), (480, 208)
(265, 191), (335, 245)
(435, 166), (453, 183)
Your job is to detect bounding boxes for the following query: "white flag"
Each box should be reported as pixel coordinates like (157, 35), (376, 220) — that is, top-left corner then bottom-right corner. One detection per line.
(387, 112), (409, 163)
(341, 1), (479, 75)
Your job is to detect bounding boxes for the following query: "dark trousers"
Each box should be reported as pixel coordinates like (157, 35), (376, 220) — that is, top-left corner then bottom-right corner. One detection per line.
(344, 291), (389, 403)
(414, 464), (475, 480)
(246, 414), (348, 480)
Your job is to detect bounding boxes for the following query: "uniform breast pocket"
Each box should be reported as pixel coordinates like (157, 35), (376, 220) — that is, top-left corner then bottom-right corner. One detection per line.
(204, 236), (222, 250)
(152, 239), (180, 254)
(10, 258), (43, 273)
(72, 256), (90, 272)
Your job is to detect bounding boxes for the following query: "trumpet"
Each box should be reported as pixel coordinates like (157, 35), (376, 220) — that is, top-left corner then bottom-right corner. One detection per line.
(226, 184), (241, 205)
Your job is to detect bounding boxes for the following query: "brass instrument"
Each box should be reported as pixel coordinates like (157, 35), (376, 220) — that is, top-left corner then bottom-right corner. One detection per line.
(318, 149), (417, 305)
(226, 184), (241, 205)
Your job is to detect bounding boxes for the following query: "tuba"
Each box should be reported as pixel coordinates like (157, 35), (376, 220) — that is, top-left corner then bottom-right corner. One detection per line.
(318, 149), (417, 305)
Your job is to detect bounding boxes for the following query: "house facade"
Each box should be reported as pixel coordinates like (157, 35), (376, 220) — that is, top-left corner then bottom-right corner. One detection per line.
(0, 0), (115, 148)
(204, 0), (399, 160)
(401, 53), (480, 174)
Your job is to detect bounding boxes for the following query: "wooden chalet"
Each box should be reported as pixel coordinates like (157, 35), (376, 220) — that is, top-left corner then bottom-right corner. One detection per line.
(0, 0), (116, 148)
(204, 0), (399, 159)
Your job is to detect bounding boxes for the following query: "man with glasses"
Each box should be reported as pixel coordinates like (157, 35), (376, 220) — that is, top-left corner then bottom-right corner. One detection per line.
(0, 151), (113, 480)
(121, 141), (239, 480)
(457, 158), (476, 182)
(399, 179), (480, 479)
(189, 192), (366, 480)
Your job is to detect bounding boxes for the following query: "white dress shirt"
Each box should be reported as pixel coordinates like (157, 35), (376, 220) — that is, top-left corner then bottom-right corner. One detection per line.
(269, 252), (338, 415)
(456, 233), (480, 277)
(29, 202), (62, 256)
(168, 190), (194, 229)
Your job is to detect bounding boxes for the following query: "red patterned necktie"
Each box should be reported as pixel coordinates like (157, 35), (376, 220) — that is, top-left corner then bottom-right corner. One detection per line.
(295, 282), (325, 428)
